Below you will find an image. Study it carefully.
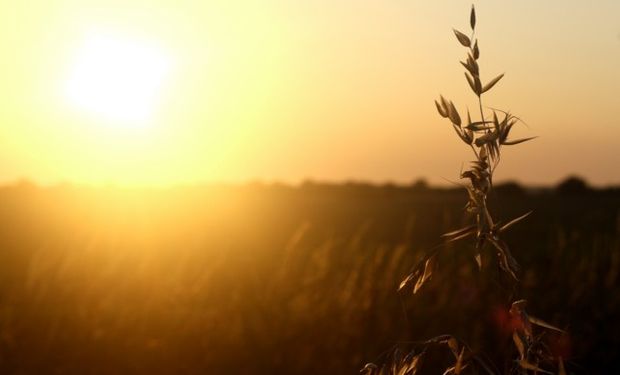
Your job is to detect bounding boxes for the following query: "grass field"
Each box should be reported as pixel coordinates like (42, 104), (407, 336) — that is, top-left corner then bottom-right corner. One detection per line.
(0, 180), (618, 374)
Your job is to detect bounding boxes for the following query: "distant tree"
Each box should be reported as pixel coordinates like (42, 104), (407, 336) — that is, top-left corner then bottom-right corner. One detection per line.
(410, 178), (429, 191)
(555, 176), (591, 194)
(494, 180), (525, 195)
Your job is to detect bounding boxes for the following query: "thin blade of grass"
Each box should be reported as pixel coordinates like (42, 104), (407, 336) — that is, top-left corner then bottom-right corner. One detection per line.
(441, 225), (477, 242)
(528, 316), (566, 333)
(498, 211), (532, 233)
(502, 136), (537, 145)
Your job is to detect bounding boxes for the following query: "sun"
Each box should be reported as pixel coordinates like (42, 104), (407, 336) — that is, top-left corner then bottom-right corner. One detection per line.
(64, 31), (172, 126)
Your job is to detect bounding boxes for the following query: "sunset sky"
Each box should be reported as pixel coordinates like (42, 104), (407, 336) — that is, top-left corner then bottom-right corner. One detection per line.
(0, 0), (618, 186)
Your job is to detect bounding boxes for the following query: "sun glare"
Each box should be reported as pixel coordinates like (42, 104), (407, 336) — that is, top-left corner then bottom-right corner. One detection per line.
(64, 31), (172, 126)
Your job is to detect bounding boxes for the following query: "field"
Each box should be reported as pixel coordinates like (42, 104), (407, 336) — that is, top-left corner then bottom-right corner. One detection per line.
(0, 180), (618, 374)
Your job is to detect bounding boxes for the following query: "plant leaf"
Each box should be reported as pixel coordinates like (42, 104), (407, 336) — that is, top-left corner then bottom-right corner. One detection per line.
(441, 225), (477, 242)
(528, 315), (566, 333)
(474, 253), (482, 269)
(499, 120), (515, 143)
(414, 255), (436, 294)
(398, 272), (415, 291)
(512, 332), (525, 359)
(492, 111), (500, 132)
(482, 73), (504, 93)
(498, 211), (532, 233)
(453, 29), (471, 47)
(470, 5), (476, 30)
(454, 347), (465, 374)
(502, 136), (537, 146)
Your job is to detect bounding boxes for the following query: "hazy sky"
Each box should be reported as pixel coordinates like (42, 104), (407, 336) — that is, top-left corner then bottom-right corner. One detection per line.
(0, 0), (618, 186)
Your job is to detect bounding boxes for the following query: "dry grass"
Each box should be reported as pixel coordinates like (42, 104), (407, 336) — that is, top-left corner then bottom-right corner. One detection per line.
(0, 182), (618, 373)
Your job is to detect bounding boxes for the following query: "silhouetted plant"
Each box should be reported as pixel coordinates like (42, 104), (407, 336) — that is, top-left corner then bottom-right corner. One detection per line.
(363, 5), (568, 374)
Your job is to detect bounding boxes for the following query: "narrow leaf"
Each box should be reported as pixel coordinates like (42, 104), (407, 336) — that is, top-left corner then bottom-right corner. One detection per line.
(502, 136), (537, 146)
(528, 315), (566, 333)
(453, 29), (471, 47)
(512, 332), (525, 359)
(499, 121), (514, 143)
(441, 225), (477, 242)
(498, 211), (532, 233)
(482, 73), (504, 93)
(414, 255), (436, 294)
(454, 347), (465, 374)
(450, 230), (477, 242)
(474, 253), (482, 270)
(398, 273), (414, 291)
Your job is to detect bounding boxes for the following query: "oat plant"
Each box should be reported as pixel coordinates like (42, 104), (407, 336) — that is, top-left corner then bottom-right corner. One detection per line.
(363, 5), (568, 375)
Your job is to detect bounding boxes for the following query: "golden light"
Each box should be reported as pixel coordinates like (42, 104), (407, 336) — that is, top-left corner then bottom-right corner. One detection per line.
(64, 31), (172, 126)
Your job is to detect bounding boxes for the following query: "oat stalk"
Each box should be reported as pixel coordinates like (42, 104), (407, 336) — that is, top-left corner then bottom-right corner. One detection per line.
(364, 5), (567, 375)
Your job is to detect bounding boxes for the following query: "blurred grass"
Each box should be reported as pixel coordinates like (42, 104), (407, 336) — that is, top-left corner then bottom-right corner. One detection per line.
(0, 181), (618, 374)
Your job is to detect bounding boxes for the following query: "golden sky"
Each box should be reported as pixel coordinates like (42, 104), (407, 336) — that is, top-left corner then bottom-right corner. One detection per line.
(0, 0), (618, 186)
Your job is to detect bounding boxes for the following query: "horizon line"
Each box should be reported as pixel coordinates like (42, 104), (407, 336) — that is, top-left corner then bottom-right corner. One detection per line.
(0, 175), (613, 191)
